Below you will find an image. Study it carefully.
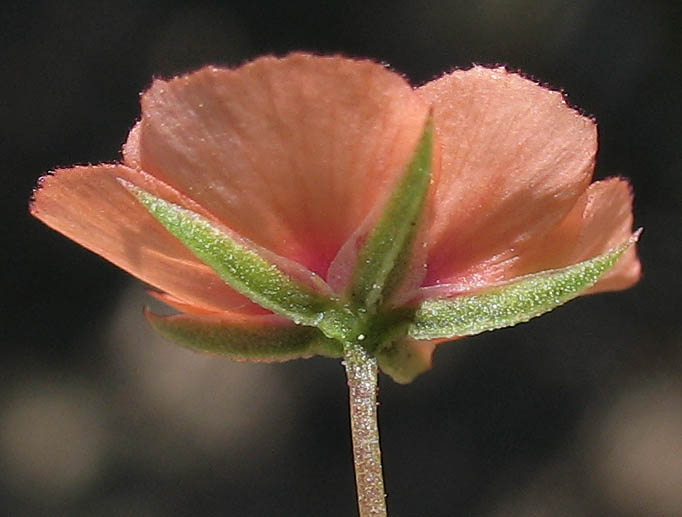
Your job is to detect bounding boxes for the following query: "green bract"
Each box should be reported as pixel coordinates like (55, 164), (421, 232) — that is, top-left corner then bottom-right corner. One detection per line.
(408, 233), (639, 340)
(347, 116), (433, 313)
(126, 121), (635, 383)
(124, 181), (353, 343)
(146, 310), (341, 361)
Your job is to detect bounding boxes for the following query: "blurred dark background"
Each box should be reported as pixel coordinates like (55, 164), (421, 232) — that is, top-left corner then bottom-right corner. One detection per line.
(3, 1), (681, 515)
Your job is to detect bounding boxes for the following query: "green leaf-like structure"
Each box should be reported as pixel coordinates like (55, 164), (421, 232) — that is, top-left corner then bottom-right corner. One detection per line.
(376, 339), (434, 385)
(123, 182), (353, 342)
(409, 234), (638, 341)
(146, 311), (341, 362)
(348, 116), (433, 312)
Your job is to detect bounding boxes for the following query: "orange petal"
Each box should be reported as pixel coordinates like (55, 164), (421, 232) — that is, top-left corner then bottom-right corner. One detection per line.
(122, 119), (141, 169)
(518, 177), (641, 293)
(134, 53), (428, 278)
(146, 290), (269, 316)
(419, 66), (596, 287)
(31, 164), (262, 313)
(416, 178), (640, 301)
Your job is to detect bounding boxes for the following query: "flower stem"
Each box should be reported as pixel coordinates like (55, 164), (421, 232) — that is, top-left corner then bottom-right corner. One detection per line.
(343, 341), (387, 517)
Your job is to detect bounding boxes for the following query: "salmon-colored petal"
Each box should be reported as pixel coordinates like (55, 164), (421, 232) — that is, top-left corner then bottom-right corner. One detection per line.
(147, 291), (213, 315)
(419, 66), (596, 287)
(122, 119), (141, 169)
(30, 164), (262, 313)
(146, 290), (269, 316)
(135, 53), (428, 278)
(416, 178), (639, 301)
(518, 177), (640, 293)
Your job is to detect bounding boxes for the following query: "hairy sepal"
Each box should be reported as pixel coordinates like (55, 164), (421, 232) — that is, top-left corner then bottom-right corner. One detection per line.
(146, 310), (342, 361)
(124, 182), (353, 341)
(347, 116), (433, 313)
(409, 233), (640, 340)
(376, 337), (439, 384)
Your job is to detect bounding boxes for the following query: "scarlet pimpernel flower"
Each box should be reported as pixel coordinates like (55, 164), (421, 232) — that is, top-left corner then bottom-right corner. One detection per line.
(31, 53), (640, 381)
(31, 53), (640, 516)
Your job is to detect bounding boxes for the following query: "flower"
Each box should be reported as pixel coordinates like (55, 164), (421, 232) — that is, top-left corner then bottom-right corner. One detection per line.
(30, 53), (640, 382)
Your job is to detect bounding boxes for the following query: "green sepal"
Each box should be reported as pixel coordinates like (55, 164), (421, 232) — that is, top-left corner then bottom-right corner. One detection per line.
(348, 116), (433, 312)
(409, 234), (639, 340)
(123, 182), (353, 341)
(376, 338), (435, 384)
(146, 310), (343, 361)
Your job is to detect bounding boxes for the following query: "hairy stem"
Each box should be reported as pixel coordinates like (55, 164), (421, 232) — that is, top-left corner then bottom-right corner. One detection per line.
(344, 342), (387, 517)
